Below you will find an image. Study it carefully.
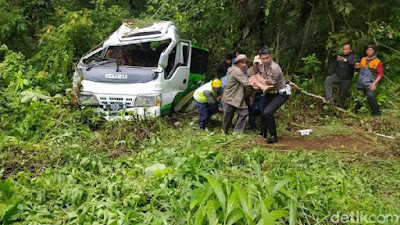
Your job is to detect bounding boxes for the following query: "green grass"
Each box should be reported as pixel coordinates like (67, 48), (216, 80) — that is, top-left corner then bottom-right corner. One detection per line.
(1, 115), (400, 224)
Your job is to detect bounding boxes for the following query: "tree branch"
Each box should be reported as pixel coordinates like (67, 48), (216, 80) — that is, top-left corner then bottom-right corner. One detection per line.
(291, 82), (357, 116)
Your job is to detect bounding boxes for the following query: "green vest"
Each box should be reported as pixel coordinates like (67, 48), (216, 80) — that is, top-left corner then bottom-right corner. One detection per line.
(193, 81), (215, 103)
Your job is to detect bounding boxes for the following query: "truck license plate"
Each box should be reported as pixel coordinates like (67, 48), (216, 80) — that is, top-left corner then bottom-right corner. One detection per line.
(105, 104), (124, 113)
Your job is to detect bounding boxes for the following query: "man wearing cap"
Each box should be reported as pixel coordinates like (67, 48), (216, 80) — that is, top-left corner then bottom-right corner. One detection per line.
(193, 78), (222, 129)
(247, 55), (264, 75)
(221, 54), (251, 134)
(232, 48), (248, 74)
(356, 44), (383, 116)
(325, 44), (359, 108)
(258, 47), (290, 144)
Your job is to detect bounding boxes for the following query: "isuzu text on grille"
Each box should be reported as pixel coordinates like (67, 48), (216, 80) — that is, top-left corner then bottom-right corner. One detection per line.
(105, 74), (128, 79)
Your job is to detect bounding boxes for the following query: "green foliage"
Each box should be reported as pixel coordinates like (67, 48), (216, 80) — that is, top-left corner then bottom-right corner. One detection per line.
(1, 125), (400, 224)
(0, 45), (34, 91)
(0, 178), (22, 224)
(299, 53), (322, 93)
(0, 0), (400, 224)
(300, 54), (322, 75)
(144, 0), (242, 71)
(333, 1), (355, 17)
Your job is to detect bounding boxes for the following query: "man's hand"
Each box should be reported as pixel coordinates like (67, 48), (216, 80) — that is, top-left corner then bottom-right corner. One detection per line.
(289, 82), (297, 90)
(369, 82), (377, 91)
(216, 96), (222, 101)
(337, 55), (347, 62)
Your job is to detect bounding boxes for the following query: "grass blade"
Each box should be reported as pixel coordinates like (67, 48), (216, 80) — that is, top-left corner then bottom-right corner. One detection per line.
(272, 178), (292, 196)
(226, 209), (244, 225)
(206, 177), (226, 213)
(194, 205), (206, 225)
(206, 201), (218, 225)
(289, 200), (298, 225)
(225, 190), (239, 223)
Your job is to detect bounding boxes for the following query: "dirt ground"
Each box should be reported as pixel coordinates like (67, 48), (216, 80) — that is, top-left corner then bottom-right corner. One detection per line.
(251, 133), (400, 158)
(255, 134), (371, 151)
(170, 112), (400, 158)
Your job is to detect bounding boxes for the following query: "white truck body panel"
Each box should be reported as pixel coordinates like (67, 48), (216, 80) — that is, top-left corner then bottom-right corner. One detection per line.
(74, 21), (206, 119)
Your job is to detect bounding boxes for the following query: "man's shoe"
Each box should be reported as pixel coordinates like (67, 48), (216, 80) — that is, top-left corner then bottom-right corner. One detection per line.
(323, 98), (334, 105)
(259, 131), (267, 138)
(267, 135), (278, 144)
(249, 125), (258, 132)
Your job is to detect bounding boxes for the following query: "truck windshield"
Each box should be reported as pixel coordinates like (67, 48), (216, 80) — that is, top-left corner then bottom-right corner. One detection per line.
(104, 40), (171, 67)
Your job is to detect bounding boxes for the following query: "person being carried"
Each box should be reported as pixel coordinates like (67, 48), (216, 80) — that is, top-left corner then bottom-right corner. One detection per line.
(246, 55), (267, 131)
(356, 44), (383, 116)
(247, 55), (273, 93)
(325, 44), (359, 108)
(193, 78), (222, 129)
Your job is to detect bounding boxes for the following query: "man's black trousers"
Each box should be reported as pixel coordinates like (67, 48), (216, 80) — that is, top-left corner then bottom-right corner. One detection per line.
(260, 93), (288, 137)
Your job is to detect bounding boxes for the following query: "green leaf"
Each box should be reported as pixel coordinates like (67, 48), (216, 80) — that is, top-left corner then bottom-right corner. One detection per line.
(144, 163), (166, 177)
(190, 192), (207, 210)
(251, 160), (262, 182)
(226, 190), (239, 218)
(279, 189), (298, 202)
(226, 209), (244, 225)
(21, 95), (32, 103)
(259, 207), (289, 225)
(68, 211), (78, 219)
(206, 177), (226, 213)
(263, 197), (275, 211)
(0, 201), (22, 224)
(289, 200), (298, 225)
(272, 179), (292, 196)
(205, 201), (218, 225)
(259, 198), (271, 225)
(35, 93), (51, 100)
(194, 205), (206, 225)
(269, 210), (289, 221)
(233, 184), (249, 214)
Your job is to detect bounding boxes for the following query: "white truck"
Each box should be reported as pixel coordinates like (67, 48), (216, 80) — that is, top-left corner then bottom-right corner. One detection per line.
(73, 21), (208, 119)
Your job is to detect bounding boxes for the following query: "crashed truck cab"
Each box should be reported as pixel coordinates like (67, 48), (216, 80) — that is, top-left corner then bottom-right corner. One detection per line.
(73, 21), (208, 119)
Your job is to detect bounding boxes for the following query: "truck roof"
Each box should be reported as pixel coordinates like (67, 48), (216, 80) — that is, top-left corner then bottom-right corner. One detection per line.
(104, 21), (180, 46)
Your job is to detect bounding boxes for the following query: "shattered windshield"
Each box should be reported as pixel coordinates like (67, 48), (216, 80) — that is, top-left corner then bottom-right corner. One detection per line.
(103, 40), (171, 67)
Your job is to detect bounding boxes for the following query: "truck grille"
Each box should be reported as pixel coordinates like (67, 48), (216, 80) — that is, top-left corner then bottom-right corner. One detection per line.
(97, 95), (135, 112)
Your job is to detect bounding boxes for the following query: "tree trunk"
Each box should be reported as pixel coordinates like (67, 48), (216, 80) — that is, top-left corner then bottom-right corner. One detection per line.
(294, 0), (316, 71)
(237, 0), (266, 49)
(323, 0), (336, 75)
(274, 0), (288, 64)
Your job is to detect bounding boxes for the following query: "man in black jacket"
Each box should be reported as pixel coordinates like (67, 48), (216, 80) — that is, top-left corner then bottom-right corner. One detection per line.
(325, 44), (359, 108)
(216, 54), (232, 78)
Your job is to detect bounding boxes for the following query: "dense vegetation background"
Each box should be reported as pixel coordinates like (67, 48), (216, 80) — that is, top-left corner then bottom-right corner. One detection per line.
(1, 0), (400, 224)
(1, 0), (400, 116)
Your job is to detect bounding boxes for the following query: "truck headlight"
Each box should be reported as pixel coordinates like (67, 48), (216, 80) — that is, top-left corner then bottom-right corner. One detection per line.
(78, 93), (100, 105)
(135, 95), (161, 107)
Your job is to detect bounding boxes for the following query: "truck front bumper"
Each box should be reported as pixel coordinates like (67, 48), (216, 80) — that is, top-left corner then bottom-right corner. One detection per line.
(100, 106), (161, 120)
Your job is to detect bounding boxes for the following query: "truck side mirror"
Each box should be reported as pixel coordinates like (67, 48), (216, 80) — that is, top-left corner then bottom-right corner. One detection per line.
(158, 52), (168, 69)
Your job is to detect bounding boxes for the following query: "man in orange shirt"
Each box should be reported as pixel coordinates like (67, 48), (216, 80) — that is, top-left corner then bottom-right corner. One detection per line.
(356, 44), (383, 116)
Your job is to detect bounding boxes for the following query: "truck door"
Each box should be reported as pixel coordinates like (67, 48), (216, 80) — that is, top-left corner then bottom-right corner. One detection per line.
(162, 40), (191, 110)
